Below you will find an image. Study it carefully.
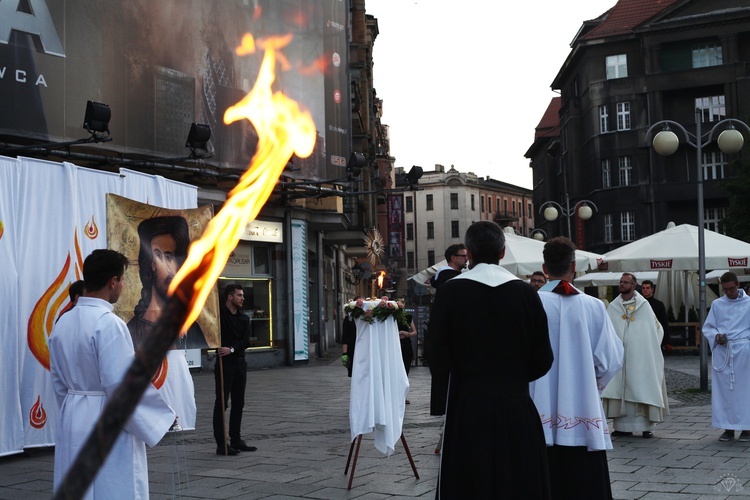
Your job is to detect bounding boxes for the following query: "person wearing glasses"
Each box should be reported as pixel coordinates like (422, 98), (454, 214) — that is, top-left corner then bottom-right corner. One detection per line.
(602, 273), (669, 439)
(702, 272), (750, 442)
(428, 244), (468, 418)
(530, 271), (547, 291)
(429, 244), (468, 289)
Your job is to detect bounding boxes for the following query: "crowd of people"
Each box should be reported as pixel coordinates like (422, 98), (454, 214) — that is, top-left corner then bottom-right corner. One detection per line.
(47, 221), (750, 499)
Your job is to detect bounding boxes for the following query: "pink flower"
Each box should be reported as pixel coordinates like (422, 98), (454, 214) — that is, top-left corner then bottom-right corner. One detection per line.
(356, 298), (364, 308)
(381, 296), (389, 301)
(364, 309), (373, 317)
(386, 302), (395, 309)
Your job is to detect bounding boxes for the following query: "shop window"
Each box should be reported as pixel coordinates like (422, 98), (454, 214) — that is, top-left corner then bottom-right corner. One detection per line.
(218, 278), (273, 349)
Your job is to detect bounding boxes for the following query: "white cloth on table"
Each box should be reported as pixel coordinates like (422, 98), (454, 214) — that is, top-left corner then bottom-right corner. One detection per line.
(50, 297), (175, 500)
(349, 310), (409, 456)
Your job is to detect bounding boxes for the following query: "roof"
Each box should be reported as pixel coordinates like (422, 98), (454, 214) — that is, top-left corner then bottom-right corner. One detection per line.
(582, 0), (680, 40)
(534, 97), (561, 140)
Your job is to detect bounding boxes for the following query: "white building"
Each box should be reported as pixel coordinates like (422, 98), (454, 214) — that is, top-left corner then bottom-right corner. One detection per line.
(399, 164), (534, 277)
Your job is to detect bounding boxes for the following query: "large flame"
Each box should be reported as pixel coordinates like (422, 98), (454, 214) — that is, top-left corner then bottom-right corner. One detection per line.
(169, 33), (315, 332)
(377, 271), (386, 289)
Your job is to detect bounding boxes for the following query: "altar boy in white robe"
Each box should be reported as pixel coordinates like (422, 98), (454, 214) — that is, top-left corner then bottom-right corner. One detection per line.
(530, 237), (624, 499)
(50, 249), (175, 499)
(702, 271), (750, 442)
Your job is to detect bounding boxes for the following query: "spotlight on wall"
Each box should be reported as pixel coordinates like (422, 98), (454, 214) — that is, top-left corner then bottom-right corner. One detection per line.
(83, 100), (111, 138)
(405, 165), (423, 190)
(346, 152), (367, 178)
(185, 123), (212, 157)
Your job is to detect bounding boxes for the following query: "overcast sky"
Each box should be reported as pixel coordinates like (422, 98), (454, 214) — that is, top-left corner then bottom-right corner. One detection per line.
(366, 0), (616, 189)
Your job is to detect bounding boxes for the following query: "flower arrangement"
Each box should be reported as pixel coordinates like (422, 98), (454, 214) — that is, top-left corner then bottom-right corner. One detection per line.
(343, 296), (407, 325)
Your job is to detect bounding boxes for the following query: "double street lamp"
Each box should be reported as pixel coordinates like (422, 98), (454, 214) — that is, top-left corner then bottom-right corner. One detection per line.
(538, 199), (599, 240)
(646, 109), (750, 392)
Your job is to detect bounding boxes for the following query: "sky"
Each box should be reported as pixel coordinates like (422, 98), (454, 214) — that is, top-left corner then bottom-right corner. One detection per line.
(366, 0), (617, 189)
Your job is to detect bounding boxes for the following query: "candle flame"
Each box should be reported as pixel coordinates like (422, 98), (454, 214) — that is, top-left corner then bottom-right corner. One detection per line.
(169, 33), (315, 332)
(377, 271), (385, 289)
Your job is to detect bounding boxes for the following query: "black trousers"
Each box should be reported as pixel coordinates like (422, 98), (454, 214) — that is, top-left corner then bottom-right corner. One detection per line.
(213, 356), (247, 446)
(547, 445), (612, 500)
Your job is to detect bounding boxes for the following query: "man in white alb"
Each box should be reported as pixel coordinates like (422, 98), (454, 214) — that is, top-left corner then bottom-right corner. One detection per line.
(530, 237), (623, 499)
(50, 249), (175, 499)
(602, 273), (669, 438)
(702, 271), (750, 442)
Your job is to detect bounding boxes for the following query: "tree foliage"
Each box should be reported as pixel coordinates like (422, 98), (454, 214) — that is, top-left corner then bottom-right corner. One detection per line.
(721, 157), (750, 242)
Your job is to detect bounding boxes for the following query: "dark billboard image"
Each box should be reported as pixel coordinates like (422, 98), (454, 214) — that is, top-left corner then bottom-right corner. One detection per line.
(0, 0), (350, 181)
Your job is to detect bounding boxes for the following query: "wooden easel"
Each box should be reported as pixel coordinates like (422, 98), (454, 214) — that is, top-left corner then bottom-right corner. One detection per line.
(344, 432), (419, 490)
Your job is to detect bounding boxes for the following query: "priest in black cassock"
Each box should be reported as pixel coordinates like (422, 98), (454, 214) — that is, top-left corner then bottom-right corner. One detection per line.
(429, 221), (553, 499)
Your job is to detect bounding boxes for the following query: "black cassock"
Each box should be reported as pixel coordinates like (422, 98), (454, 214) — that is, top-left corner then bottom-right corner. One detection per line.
(429, 277), (553, 499)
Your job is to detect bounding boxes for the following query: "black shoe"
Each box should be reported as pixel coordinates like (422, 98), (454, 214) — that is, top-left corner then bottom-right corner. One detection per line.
(642, 431), (654, 438)
(611, 430), (633, 437)
(216, 445), (239, 456)
(231, 440), (257, 452)
(719, 430), (735, 442)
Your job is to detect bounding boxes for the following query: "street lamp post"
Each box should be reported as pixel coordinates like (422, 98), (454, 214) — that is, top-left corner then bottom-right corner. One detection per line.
(538, 199), (599, 239)
(646, 109), (750, 392)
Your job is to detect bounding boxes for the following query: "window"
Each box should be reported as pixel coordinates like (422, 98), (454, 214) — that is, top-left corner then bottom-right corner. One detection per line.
(426, 194), (433, 211)
(618, 156), (632, 186)
(450, 193), (459, 209)
(604, 214), (613, 243)
(406, 223), (414, 241)
(427, 250), (435, 267)
(692, 42), (722, 68)
(512, 200), (516, 216)
(696, 95), (725, 123)
(488, 197), (492, 213)
(427, 221), (434, 239)
(481, 196), (485, 212)
(407, 251), (414, 269)
(606, 54), (627, 79)
(471, 194), (475, 211)
(705, 208), (726, 234)
(527, 202), (532, 219)
(599, 105), (609, 133)
(702, 151), (727, 180)
(503, 199), (508, 213)
(451, 220), (459, 238)
(405, 196), (413, 212)
(621, 212), (635, 242)
(602, 159), (611, 188)
(616, 102), (630, 131)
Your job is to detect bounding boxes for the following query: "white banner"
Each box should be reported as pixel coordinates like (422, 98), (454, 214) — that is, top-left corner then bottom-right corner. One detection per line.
(0, 157), (24, 457)
(1, 158), (200, 454)
(291, 219), (309, 361)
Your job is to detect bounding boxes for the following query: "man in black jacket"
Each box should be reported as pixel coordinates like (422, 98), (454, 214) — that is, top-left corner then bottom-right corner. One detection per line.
(213, 284), (255, 455)
(642, 280), (670, 351)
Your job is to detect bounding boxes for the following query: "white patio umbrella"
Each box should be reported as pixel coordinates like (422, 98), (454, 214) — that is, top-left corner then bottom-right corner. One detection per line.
(408, 227), (603, 286)
(598, 222), (750, 272)
(598, 222), (749, 316)
(573, 271), (659, 287)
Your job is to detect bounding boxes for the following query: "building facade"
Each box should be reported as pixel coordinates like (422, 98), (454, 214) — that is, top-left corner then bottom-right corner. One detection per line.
(528, 0), (750, 253)
(398, 164), (533, 299)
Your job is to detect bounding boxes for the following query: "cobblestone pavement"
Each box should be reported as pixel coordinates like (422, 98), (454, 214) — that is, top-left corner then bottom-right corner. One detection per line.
(1, 352), (748, 499)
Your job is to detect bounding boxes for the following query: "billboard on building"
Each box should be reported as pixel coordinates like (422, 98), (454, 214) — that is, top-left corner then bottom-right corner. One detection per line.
(0, 0), (349, 181)
(388, 194), (404, 259)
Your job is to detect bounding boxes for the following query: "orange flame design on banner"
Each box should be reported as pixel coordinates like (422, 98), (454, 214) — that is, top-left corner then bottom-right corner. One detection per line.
(169, 32), (315, 333)
(151, 358), (168, 389)
(28, 231), (84, 370)
(0, 219), (4, 240)
(377, 271), (386, 289)
(84, 215), (99, 240)
(29, 395), (47, 429)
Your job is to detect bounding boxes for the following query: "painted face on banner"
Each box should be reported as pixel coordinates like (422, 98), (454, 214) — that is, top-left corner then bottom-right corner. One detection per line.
(150, 234), (179, 301)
